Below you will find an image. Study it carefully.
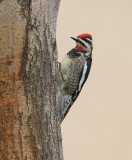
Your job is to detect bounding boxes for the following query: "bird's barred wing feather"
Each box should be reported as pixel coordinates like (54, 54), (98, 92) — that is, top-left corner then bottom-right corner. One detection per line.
(72, 57), (92, 101)
(58, 56), (92, 122)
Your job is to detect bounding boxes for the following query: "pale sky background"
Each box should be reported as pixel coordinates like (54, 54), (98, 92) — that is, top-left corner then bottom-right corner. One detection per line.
(57, 0), (132, 160)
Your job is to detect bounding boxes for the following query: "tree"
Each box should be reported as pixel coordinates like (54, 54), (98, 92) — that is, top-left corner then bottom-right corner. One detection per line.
(0, 0), (63, 159)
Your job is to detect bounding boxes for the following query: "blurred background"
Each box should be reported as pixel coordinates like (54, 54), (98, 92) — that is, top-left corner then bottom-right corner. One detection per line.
(57, 0), (132, 159)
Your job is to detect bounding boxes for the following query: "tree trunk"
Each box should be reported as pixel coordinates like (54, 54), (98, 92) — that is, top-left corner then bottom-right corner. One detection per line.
(0, 0), (63, 160)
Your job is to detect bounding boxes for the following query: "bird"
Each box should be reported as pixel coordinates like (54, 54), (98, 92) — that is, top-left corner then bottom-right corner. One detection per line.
(57, 33), (93, 123)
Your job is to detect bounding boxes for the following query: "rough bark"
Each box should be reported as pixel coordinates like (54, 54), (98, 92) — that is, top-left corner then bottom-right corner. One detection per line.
(0, 0), (63, 160)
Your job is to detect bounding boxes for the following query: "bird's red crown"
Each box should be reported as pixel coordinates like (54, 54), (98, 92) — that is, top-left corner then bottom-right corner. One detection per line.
(77, 33), (92, 39)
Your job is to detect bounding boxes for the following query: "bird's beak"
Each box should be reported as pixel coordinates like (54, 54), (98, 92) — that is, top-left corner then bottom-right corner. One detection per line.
(70, 37), (80, 43)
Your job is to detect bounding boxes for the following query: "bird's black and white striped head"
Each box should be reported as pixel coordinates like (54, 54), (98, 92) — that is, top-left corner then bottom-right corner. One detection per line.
(71, 33), (93, 56)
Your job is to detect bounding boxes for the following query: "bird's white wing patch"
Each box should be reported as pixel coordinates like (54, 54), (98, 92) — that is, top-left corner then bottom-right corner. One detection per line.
(79, 61), (88, 91)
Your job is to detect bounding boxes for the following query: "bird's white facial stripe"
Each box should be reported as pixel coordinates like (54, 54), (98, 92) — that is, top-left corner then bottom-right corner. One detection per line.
(78, 38), (92, 53)
(79, 61), (88, 91)
(86, 38), (92, 43)
(78, 38), (89, 48)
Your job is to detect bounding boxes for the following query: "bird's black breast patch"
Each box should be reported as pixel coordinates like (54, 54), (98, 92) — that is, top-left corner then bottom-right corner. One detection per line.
(67, 48), (82, 58)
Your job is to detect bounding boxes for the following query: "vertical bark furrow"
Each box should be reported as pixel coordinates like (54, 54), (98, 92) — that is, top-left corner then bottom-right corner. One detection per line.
(0, 0), (63, 160)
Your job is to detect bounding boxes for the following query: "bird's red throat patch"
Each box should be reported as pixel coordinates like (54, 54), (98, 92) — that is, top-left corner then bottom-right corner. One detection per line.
(75, 45), (84, 51)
